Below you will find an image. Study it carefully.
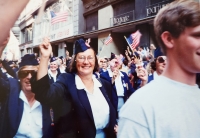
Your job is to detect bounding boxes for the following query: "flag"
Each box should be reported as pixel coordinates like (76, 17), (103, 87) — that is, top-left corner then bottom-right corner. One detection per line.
(126, 30), (142, 49)
(50, 11), (68, 25)
(85, 38), (91, 47)
(104, 35), (113, 45)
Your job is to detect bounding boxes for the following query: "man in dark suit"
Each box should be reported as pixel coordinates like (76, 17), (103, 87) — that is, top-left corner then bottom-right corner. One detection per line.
(100, 53), (135, 117)
(0, 54), (55, 138)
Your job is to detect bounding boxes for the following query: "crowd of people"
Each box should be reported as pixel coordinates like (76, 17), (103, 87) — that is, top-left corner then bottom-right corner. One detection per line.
(0, 0), (200, 138)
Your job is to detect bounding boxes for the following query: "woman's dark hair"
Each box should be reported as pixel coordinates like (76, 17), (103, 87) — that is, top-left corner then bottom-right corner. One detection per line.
(150, 58), (157, 71)
(123, 59), (128, 66)
(69, 48), (99, 73)
(142, 56), (147, 62)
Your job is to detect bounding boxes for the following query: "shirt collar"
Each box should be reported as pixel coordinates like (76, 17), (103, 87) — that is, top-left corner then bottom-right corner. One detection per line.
(75, 74), (102, 90)
(19, 90), (41, 109)
(19, 90), (29, 104)
(153, 71), (159, 80)
(48, 69), (58, 77)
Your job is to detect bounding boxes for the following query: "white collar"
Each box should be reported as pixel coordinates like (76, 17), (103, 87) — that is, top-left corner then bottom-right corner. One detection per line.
(75, 74), (102, 90)
(107, 68), (124, 78)
(19, 90), (40, 110)
(153, 71), (160, 80)
(48, 69), (58, 77)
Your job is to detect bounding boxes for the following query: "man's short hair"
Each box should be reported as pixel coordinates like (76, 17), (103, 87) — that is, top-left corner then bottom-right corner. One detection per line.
(154, 0), (200, 54)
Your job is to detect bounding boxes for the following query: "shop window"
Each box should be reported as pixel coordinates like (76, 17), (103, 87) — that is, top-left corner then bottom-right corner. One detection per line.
(86, 12), (98, 32)
(112, 0), (135, 26)
(113, 0), (134, 16)
(21, 26), (33, 44)
(146, 0), (173, 17)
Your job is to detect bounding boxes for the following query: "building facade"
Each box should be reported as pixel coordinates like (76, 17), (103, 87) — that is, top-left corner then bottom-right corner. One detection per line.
(19, 0), (181, 58)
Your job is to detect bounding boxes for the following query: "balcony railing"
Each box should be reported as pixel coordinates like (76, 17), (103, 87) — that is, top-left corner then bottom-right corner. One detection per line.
(110, 10), (135, 27)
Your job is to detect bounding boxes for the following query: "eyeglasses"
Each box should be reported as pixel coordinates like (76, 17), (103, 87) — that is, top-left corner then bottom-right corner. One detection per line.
(18, 70), (37, 78)
(100, 61), (107, 63)
(157, 56), (167, 63)
(76, 55), (94, 62)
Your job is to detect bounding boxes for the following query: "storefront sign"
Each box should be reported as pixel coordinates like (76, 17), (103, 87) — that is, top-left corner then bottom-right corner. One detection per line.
(112, 11), (134, 26)
(113, 16), (129, 25)
(146, 0), (172, 17)
(33, 23), (73, 46)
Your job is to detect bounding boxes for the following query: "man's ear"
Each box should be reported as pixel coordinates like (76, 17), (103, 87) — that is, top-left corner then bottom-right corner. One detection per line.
(161, 31), (174, 49)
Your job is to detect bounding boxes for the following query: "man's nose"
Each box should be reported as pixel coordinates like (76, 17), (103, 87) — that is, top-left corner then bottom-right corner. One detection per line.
(26, 72), (32, 78)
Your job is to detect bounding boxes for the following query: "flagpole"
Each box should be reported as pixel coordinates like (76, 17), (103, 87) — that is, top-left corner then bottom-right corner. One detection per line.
(98, 43), (106, 57)
(124, 36), (136, 56)
(66, 5), (73, 15)
(46, 19), (51, 38)
(99, 34), (111, 57)
(124, 36), (133, 51)
(35, 0), (46, 24)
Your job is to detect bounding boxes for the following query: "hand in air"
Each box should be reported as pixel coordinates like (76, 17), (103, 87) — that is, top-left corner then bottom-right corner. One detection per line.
(112, 69), (119, 81)
(39, 37), (52, 58)
(136, 66), (148, 81)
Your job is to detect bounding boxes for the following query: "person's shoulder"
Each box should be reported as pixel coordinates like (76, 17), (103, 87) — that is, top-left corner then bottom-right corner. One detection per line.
(123, 79), (164, 106)
(120, 70), (126, 74)
(120, 71), (128, 76)
(118, 83), (156, 126)
(8, 77), (19, 84)
(57, 72), (75, 82)
(100, 71), (109, 78)
(99, 77), (110, 85)
(100, 70), (108, 75)
(148, 74), (154, 83)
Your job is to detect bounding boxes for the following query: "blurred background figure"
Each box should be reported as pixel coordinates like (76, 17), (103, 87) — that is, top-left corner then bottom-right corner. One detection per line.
(58, 56), (66, 73)
(100, 52), (135, 118)
(48, 57), (61, 84)
(148, 47), (167, 83)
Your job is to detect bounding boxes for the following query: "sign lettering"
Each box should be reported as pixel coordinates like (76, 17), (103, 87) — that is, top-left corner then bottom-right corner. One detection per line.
(146, 1), (172, 17)
(113, 16), (130, 25)
(146, 4), (166, 17)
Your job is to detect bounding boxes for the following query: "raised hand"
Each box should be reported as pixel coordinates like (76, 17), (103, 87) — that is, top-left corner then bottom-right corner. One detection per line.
(112, 68), (119, 84)
(125, 50), (128, 56)
(136, 67), (147, 81)
(39, 37), (52, 58)
(135, 66), (148, 87)
(37, 37), (52, 80)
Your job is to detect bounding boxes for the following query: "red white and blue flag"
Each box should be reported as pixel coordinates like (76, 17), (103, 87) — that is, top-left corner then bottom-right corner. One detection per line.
(126, 30), (142, 49)
(104, 35), (113, 45)
(50, 11), (68, 25)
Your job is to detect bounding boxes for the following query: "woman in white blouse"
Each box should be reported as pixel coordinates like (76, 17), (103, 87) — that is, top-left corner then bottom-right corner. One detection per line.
(31, 38), (117, 138)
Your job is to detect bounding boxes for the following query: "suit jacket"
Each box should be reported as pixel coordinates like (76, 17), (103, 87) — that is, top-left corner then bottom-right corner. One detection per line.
(100, 71), (135, 112)
(31, 73), (117, 138)
(1, 60), (18, 79)
(48, 69), (61, 84)
(0, 77), (54, 138)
